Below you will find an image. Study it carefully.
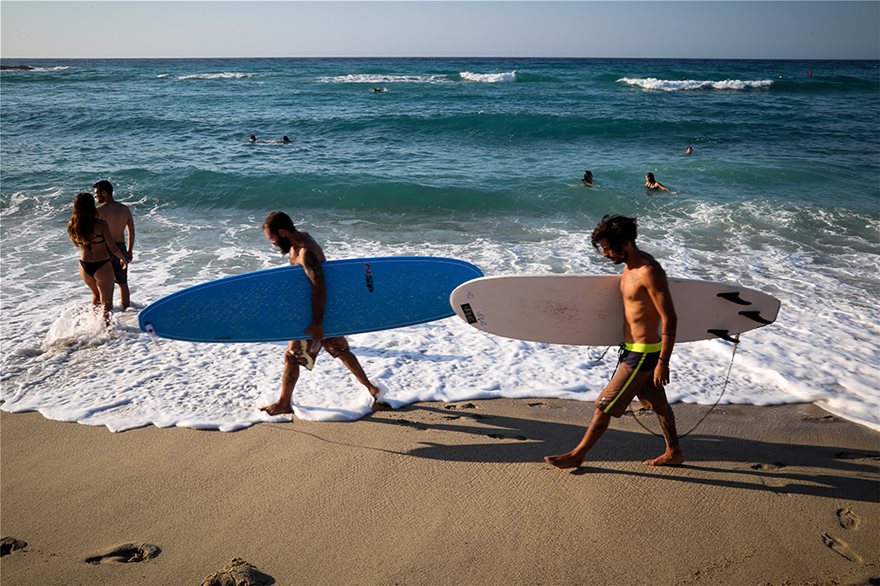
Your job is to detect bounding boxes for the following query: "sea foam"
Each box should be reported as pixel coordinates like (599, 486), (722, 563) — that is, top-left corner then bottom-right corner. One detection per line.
(618, 77), (774, 91)
(459, 70), (517, 83)
(319, 74), (450, 84)
(178, 72), (260, 80)
(2, 203), (878, 434)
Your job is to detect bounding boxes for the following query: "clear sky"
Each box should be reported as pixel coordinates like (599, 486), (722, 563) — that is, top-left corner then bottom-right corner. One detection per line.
(2, 1), (878, 60)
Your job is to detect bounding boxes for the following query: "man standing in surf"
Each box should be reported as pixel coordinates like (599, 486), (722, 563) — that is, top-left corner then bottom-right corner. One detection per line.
(545, 214), (684, 469)
(260, 211), (383, 416)
(94, 180), (135, 309)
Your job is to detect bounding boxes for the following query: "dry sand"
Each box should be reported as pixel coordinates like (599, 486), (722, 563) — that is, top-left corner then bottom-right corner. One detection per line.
(2, 400), (878, 585)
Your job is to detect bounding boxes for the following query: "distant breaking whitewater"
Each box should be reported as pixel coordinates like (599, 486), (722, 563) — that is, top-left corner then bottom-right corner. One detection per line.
(459, 70), (517, 83)
(177, 72), (261, 80)
(320, 73), (450, 84)
(618, 77), (774, 91)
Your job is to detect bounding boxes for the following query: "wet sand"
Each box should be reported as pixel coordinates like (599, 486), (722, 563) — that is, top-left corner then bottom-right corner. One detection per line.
(1, 400), (878, 585)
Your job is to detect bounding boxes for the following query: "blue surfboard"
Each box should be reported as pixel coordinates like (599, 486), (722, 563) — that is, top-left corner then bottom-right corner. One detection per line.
(138, 256), (483, 343)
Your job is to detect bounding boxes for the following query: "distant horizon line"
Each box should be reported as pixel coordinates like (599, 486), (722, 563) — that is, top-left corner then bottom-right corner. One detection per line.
(3, 56), (877, 62)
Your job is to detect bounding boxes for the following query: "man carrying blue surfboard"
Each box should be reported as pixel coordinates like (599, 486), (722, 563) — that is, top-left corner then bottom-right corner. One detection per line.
(260, 211), (383, 416)
(545, 215), (684, 469)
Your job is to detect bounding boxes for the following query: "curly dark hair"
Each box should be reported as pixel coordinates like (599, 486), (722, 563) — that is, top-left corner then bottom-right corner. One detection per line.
(591, 214), (637, 251)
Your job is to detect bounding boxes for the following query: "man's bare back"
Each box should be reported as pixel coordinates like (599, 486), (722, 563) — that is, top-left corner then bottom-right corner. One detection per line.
(96, 201), (131, 242)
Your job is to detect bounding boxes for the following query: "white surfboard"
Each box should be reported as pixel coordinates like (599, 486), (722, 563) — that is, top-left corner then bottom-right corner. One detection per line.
(450, 275), (780, 345)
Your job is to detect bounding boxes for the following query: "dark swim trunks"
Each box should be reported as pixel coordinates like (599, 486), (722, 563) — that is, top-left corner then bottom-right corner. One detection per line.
(109, 241), (128, 284)
(596, 342), (667, 417)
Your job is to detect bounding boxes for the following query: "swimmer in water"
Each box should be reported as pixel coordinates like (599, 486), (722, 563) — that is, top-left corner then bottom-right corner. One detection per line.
(282, 136), (291, 143)
(684, 146), (693, 156)
(645, 173), (671, 192)
(582, 170), (593, 187)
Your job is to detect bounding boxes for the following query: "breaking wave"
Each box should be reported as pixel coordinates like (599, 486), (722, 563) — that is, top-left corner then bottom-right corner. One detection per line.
(618, 77), (774, 91)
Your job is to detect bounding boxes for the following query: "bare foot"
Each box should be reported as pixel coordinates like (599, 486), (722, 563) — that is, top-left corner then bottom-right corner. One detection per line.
(544, 452), (586, 470)
(368, 384), (393, 411)
(644, 449), (684, 466)
(260, 401), (293, 416)
(372, 399), (392, 411)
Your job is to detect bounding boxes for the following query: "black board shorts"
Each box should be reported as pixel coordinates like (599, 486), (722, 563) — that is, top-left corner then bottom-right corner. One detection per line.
(109, 241), (128, 285)
(596, 342), (667, 417)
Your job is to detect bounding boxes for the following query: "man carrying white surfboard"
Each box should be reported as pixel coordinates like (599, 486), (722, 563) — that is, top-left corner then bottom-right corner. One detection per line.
(260, 211), (383, 416)
(545, 214), (684, 469)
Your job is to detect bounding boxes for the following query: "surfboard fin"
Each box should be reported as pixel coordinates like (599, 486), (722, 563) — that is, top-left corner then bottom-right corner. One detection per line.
(707, 329), (740, 343)
(739, 310), (774, 325)
(144, 323), (160, 344)
(717, 292), (752, 306)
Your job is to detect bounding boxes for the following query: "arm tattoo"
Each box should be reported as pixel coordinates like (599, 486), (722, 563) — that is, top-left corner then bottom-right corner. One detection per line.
(303, 251), (324, 285)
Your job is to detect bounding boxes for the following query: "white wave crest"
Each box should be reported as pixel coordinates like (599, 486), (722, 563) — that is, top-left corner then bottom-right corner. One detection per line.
(1, 65), (70, 72)
(177, 72), (260, 80)
(319, 74), (449, 84)
(460, 70), (517, 83)
(618, 77), (774, 91)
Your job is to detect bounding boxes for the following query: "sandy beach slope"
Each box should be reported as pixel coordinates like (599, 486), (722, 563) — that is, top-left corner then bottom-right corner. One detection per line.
(2, 400), (878, 585)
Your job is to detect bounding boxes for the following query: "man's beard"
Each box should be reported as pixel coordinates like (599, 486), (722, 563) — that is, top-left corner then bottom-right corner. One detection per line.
(276, 236), (292, 255)
(607, 249), (627, 264)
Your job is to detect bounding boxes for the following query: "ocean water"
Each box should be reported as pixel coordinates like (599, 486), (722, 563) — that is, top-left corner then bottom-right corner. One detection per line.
(1, 58), (878, 433)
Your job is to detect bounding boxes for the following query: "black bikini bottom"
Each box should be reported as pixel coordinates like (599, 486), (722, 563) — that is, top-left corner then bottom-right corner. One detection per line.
(80, 258), (110, 277)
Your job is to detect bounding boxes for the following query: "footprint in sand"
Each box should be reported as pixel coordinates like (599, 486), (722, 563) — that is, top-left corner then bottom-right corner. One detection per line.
(750, 462), (786, 471)
(442, 404), (485, 420)
(486, 433), (528, 441)
(836, 508), (861, 530)
(802, 414), (837, 422)
(748, 462), (789, 489)
(202, 558), (274, 586)
(395, 418), (429, 431)
(822, 533), (863, 564)
(0, 537), (28, 557)
(85, 543), (161, 565)
(627, 407), (655, 417)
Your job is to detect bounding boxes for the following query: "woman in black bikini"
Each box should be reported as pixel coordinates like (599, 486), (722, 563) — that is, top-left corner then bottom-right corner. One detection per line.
(67, 192), (127, 324)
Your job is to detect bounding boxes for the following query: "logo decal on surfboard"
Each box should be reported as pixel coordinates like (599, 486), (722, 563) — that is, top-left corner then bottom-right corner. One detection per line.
(364, 263), (374, 293)
(460, 303), (478, 324)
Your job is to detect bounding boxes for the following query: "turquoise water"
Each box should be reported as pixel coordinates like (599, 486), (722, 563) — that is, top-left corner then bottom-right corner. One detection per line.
(2, 58), (879, 431)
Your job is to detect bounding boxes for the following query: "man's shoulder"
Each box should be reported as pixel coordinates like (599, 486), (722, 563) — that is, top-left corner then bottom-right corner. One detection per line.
(302, 234), (326, 258)
(627, 253), (664, 279)
(101, 200), (130, 212)
(640, 258), (670, 290)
